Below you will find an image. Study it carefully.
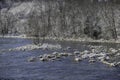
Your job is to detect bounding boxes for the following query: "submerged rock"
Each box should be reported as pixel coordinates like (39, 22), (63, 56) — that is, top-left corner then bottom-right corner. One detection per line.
(56, 54), (61, 58)
(28, 57), (36, 62)
(74, 57), (82, 62)
(60, 53), (69, 57)
(116, 62), (120, 66)
(52, 52), (59, 55)
(89, 58), (96, 63)
(74, 51), (80, 55)
(101, 60), (117, 67)
(38, 55), (43, 58)
(40, 58), (48, 61)
(66, 46), (71, 50)
(68, 53), (73, 56)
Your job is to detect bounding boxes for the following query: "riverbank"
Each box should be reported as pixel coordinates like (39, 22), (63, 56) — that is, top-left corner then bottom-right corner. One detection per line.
(1, 35), (120, 44)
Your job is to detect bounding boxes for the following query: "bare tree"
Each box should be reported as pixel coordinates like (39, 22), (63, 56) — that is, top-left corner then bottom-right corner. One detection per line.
(0, 9), (17, 36)
(82, 1), (102, 39)
(28, 0), (53, 45)
(100, 1), (117, 40)
(27, 0), (118, 42)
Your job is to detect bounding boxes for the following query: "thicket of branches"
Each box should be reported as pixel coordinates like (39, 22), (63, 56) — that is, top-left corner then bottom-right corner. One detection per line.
(0, 9), (17, 36)
(27, 0), (118, 40)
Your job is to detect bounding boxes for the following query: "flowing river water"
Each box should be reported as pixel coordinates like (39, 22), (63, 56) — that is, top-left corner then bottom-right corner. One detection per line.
(0, 38), (120, 80)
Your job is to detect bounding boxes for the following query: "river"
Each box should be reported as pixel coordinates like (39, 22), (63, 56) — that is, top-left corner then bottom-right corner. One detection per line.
(0, 38), (120, 80)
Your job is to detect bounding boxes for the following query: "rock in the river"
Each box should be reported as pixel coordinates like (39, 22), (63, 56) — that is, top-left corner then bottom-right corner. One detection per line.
(60, 53), (69, 57)
(68, 53), (73, 56)
(50, 57), (57, 61)
(109, 48), (118, 53)
(66, 46), (71, 50)
(74, 51), (80, 55)
(8, 49), (13, 51)
(81, 53), (89, 59)
(74, 57), (82, 62)
(52, 52), (59, 55)
(88, 53), (98, 58)
(91, 49), (96, 53)
(89, 58), (95, 63)
(100, 59), (117, 67)
(38, 55), (43, 58)
(109, 63), (116, 67)
(28, 57), (36, 62)
(116, 62), (120, 66)
(104, 56), (110, 61)
(46, 54), (55, 58)
(98, 56), (104, 60)
(83, 50), (90, 54)
(116, 53), (120, 56)
(56, 54), (61, 58)
(40, 58), (48, 61)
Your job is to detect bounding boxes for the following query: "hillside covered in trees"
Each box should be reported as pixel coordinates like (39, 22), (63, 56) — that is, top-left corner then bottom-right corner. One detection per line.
(0, 0), (120, 41)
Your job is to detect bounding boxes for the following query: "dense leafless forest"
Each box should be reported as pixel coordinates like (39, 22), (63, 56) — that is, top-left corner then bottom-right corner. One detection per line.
(0, 0), (120, 42)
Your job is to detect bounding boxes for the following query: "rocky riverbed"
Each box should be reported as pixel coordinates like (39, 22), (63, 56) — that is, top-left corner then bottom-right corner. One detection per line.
(28, 45), (120, 67)
(0, 39), (119, 67)
(1, 41), (119, 67)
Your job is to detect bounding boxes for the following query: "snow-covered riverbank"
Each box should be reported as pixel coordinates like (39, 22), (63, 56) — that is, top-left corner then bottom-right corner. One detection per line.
(1, 35), (120, 44)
